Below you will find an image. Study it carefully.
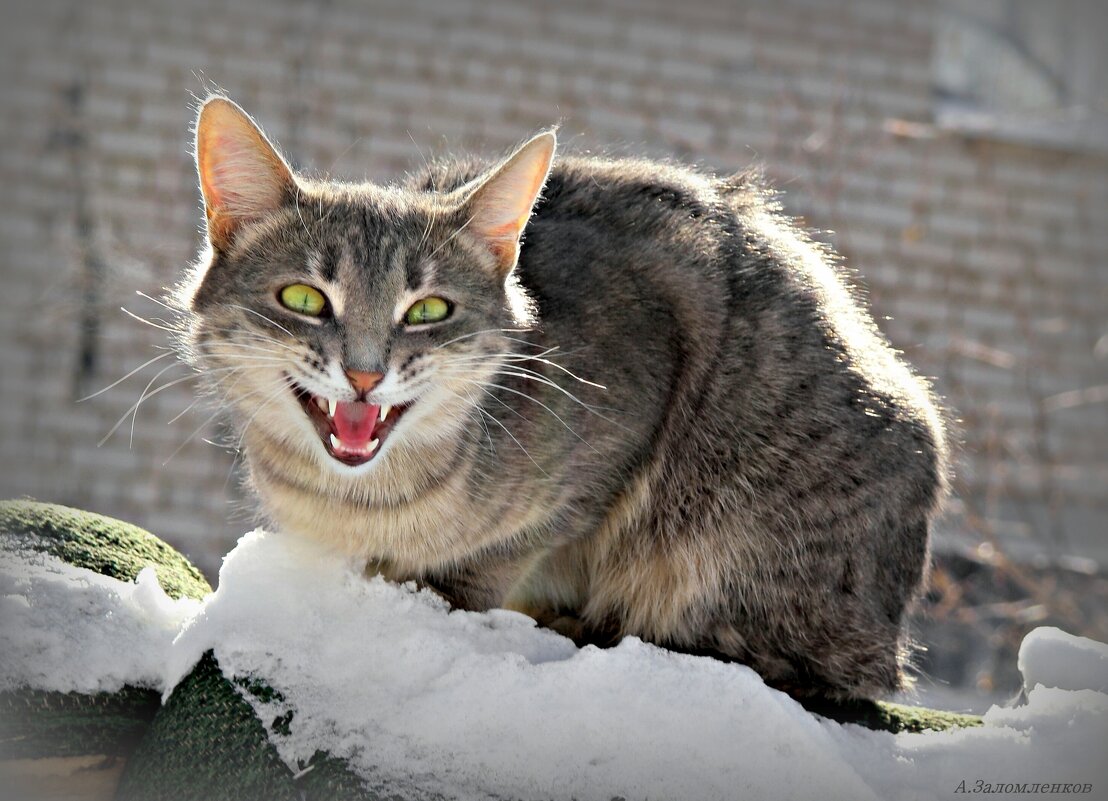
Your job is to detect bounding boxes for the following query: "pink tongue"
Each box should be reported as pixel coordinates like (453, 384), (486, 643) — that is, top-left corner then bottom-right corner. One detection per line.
(332, 401), (380, 447)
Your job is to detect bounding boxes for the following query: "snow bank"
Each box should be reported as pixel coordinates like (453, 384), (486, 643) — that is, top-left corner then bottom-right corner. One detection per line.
(5, 528), (1107, 799)
(0, 550), (199, 694)
(1018, 626), (1108, 694)
(170, 531), (1108, 801)
(168, 531), (876, 801)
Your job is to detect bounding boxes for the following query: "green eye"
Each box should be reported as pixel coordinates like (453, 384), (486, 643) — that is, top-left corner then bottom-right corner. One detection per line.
(405, 296), (451, 326)
(279, 284), (327, 317)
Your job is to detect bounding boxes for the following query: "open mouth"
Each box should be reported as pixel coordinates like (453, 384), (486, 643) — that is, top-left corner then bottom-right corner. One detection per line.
(290, 380), (409, 467)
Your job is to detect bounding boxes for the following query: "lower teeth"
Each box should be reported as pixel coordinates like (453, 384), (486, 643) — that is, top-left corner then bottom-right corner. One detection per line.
(328, 433), (380, 455)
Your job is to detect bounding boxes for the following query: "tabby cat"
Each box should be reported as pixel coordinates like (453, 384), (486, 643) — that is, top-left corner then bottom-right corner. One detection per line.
(177, 96), (948, 700)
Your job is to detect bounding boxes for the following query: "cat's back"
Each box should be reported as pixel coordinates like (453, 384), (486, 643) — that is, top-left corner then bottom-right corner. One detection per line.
(414, 150), (731, 263)
(413, 147), (945, 453)
(538, 153), (947, 516)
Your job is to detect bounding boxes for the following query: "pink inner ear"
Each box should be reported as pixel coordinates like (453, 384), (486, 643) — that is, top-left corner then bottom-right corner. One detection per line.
(487, 238), (519, 265)
(485, 218), (526, 242)
(205, 155), (288, 234)
(198, 100), (293, 225)
(201, 136), (237, 210)
(468, 138), (554, 268)
(474, 214), (529, 267)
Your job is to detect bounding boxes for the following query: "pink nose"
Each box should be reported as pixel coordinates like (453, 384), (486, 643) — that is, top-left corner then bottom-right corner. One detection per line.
(346, 370), (384, 395)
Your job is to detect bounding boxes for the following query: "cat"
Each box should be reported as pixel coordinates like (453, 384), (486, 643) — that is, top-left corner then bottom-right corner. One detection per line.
(175, 96), (948, 701)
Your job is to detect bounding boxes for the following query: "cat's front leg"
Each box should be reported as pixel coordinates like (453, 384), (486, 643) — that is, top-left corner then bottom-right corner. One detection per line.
(502, 599), (619, 648)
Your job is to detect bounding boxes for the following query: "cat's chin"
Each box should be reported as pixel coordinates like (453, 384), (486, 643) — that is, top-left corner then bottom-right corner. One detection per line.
(289, 378), (410, 468)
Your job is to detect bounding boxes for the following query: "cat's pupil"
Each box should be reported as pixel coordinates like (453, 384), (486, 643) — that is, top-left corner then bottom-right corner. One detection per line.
(405, 297), (450, 325)
(280, 284), (327, 317)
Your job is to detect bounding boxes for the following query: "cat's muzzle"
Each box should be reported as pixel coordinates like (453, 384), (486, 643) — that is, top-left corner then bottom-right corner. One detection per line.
(290, 380), (409, 467)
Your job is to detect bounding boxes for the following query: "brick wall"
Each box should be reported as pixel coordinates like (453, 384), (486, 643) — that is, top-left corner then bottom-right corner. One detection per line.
(1, 0), (1105, 579)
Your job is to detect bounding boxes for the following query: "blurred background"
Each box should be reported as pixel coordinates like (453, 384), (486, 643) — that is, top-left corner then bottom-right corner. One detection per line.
(1, 0), (1105, 712)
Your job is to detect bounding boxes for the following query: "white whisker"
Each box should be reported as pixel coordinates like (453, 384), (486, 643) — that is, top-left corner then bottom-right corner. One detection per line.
(443, 359), (619, 421)
(99, 362), (264, 447)
(120, 307), (183, 335)
(228, 305), (296, 337)
(234, 375), (296, 450)
(294, 183), (317, 247)
(163, 406), (224, 465)
(519, 354), (606, 390)
(414, 200), (437, 254)
(78, 351), (173, 402)
(467, 380), (529, 422)
(458, 378), (597, 453)
(433, 327), (534, 350)
(208, 340), (299, 359)
(172, 371), (294, 466)
(425, 213), (475, 262)
(442, 386), (548, 477)
(444, 350), (606, 390)
(461, 387), (496, 451)
(134, 291), (183, 313)
(98, 362), (182, 448)
(166, 395), (205, 426)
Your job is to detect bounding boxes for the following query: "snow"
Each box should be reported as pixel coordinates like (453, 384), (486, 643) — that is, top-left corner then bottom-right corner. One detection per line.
(1018, 626), (1108, 694)
(167, 531), (875, 801)
(0, 549), (199, 694)
(5, 529), (1108, 799)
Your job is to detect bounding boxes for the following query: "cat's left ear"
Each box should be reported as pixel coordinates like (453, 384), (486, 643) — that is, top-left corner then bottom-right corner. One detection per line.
(462, 131), (556, 277)
(195, 96), (296, 251)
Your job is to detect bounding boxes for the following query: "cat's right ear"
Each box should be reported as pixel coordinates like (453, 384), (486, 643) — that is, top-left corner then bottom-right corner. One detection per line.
(195, 97), (295, 251)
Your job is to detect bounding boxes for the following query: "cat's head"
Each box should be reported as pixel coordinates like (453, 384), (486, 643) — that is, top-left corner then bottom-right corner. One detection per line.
(177, 97), (555, 482)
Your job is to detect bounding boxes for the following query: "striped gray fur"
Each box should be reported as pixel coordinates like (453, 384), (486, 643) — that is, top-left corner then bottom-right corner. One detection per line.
(176, 98), (948, 700)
